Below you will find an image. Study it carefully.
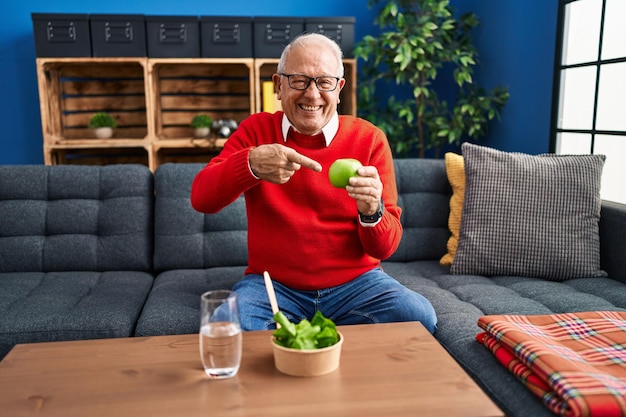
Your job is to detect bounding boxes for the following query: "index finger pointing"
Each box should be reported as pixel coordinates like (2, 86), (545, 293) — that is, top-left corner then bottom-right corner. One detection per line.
(286, 150), (322, 172)
(298, 155), (322, 172)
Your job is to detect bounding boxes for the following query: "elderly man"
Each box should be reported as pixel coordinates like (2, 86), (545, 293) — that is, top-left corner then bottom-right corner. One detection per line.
(191, 33), (437, 333)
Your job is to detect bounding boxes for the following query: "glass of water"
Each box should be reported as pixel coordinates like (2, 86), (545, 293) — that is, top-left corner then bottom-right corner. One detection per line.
(199, 290), (242, 379)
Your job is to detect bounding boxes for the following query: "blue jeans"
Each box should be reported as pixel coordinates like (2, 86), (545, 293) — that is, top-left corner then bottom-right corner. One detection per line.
(232, 268), (437, 334)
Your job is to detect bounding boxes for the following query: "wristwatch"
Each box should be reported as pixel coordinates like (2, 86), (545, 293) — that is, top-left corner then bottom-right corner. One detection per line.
(359, 199), (384, 224)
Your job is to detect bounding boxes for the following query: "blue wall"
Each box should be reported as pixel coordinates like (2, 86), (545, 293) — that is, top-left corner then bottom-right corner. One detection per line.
(457, 1), (559, 154)
(0, 1), (557, 164)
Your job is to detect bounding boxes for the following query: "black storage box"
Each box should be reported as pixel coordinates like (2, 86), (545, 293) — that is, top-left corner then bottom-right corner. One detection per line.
(145, 16), (200, 58)
(253, 17), (304, 58)
(32, 13), (91, 57)
(200, 16), (253, 58)
(90, 14), (146, 57)
(305, 17), (355, 58)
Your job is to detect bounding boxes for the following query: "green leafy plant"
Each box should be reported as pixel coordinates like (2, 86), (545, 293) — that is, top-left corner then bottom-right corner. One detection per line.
(191, 114), (214, 129)
(354, 0), (509, 157)
(273, 311), (339, 350)
(88, 112), (117, 129)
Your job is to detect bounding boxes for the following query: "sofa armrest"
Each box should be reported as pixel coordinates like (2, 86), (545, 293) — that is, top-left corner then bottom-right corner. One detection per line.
(599, 200), (626, 284)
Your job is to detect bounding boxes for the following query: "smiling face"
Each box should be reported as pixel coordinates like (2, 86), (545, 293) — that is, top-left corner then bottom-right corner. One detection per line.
(273, 41), (345, 136)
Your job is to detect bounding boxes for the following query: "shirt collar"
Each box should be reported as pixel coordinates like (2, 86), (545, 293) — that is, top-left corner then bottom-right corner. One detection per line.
(281, 112), (339, 146)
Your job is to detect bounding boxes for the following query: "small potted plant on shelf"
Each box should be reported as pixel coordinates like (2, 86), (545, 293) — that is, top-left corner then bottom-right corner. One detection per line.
(88, 112), (117, 139)
(191, 114), (213, 138)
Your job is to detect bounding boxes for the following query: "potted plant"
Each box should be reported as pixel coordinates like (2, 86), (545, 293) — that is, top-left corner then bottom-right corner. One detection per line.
(191, 114), (213, 138)
(88, 112), (117, 139)
(354, 0), (509, 157)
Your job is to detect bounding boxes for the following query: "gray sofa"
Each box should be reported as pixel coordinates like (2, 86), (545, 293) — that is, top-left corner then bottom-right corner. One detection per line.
(0, 165), (154, 357)
(1, 161), (625, 417)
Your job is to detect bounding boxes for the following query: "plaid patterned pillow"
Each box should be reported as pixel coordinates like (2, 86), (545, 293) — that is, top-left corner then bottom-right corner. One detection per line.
(451, 143), (607, 280)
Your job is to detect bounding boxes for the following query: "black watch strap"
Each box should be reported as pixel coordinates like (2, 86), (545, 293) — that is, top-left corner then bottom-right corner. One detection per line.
(359, 199), (384, 224)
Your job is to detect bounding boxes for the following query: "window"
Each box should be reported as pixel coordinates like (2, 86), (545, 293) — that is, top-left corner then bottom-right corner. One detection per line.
(551, 0), (626, 204)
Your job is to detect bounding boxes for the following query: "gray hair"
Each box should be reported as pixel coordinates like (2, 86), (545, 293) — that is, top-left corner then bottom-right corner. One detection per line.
(277, 33), (344, 77)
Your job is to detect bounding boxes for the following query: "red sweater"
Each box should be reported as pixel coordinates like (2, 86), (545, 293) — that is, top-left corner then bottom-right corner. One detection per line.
(191, 112), (402, 290)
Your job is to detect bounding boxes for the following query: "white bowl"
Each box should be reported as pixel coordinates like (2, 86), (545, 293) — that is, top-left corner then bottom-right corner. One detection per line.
(272, 332), (343, 377)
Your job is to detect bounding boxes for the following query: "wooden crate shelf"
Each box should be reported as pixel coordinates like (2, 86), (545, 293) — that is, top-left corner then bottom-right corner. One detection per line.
(36, 57), (357, 171)
(155, 147), (222, 167)
(44, 139), (149, 149)
(153, 138), (228, 149)
(148, 58), (255, 141)
(36, 58), (150, 141)
(47, 147), (150, 167)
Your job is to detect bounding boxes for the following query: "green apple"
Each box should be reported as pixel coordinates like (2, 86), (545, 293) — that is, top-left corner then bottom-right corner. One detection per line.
(328, 158), (363, 188)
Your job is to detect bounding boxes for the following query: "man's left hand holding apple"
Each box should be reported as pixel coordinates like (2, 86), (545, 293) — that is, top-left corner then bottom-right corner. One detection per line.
(346, 165), (383, 217)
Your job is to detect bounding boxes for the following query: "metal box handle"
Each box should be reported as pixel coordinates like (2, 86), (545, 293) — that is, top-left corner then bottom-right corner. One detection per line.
(213, 24), (240, 44)
(46, 22), (77, 43)
(264, 24), (293, 44)
(159, 23), (187, 44)
(105, 22), (134, 43)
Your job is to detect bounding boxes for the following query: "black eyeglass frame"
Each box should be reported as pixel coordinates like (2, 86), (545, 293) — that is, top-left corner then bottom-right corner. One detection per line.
(278, 73), (342, 92)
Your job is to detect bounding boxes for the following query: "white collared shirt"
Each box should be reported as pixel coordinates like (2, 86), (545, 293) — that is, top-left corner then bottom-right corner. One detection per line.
(281, 112), (339, 146)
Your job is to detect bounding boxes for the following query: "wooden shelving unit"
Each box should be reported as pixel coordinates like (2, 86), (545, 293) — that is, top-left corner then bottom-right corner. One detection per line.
(147, 58), (255, 169)
(36, 57), (357, 171)
(36, 57), (152, 167)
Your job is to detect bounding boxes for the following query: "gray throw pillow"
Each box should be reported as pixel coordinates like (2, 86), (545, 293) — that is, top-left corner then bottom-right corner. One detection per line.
(451, 143), (607, 280)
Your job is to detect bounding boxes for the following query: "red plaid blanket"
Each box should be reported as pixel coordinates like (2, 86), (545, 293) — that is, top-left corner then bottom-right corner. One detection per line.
(476, 311), (626, 417)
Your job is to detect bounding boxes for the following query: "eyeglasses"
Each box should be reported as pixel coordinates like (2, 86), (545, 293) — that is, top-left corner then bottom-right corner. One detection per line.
(279, 73), (341, 92)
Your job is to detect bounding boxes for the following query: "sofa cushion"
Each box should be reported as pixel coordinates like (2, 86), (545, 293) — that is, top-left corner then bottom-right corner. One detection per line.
(599, 201), (626, 284)
(0, 271), (153, 359)
(135, 267), (245, 336)
(0, 164), (153, 272)
(440, 152), (465, 265)
(388, 159), (451, 262)
(153, 164), (248, 271)
(451, 143), (606, 280)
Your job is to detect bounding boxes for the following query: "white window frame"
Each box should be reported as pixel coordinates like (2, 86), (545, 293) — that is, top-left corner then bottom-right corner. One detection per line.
(551, 0), (626, 204)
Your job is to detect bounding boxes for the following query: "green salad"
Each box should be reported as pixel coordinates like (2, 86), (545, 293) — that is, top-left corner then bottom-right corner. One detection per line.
(272, 311), (339, 350)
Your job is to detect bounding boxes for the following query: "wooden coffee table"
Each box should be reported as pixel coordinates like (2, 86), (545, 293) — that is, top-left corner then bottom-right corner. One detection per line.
(0, 322), (502, 417)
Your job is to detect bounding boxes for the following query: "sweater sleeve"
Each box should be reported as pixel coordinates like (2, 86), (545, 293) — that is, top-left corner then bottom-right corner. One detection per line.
(190, 113), (278, 214)
(190, 148), (258, 214)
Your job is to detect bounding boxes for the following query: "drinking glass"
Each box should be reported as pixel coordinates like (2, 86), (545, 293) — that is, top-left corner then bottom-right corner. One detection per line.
(199, 290), (242, 379)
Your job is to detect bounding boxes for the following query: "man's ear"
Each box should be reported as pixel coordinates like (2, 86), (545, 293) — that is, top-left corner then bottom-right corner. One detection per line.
(338, 78), (346, 93)
(272, 74), (282, 100)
